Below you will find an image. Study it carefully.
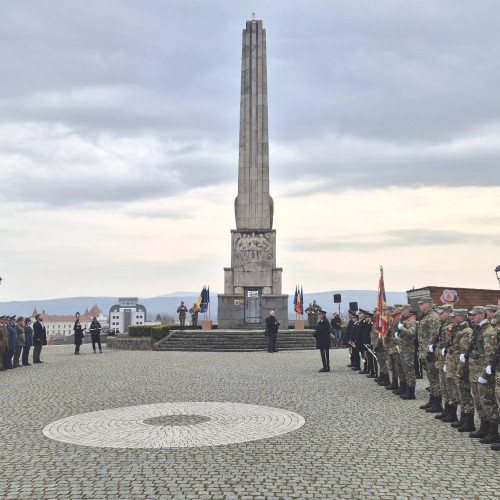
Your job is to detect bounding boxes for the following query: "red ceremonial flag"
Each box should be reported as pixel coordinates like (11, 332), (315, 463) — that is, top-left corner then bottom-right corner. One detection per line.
(375, 266), (389, 339)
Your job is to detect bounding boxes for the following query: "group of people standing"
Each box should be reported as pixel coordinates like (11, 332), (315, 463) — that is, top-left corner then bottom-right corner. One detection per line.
(73, 316), (103, 354)
(344, 299), (500, 451)
(0, 313), (48, 370)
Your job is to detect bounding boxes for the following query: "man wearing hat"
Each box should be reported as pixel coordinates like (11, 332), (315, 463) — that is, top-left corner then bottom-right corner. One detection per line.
(0, 316), (8, 370)
(361, 310), (376, 377)
(313, 310), (331, 372)
(5, 316), (18, 369)
(449, 309), (475, 431)
(464, 306), (499, 444)
(372, 307), (390, 386)
(390, 305), (407, 395)
(345, 310), (357, 367)
(486, 305), (499, 325)
(433, 305), (456, 421)
(417, 298), (442, 413)
(356, 309), (372, 375)
(13, 316), (26, 368)
(396, 305), (417, 400)
(33, 313), (47, 363)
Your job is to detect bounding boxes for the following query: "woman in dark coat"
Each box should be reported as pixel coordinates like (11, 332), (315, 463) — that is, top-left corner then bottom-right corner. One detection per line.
(73, 319), (85, 354)
(314, 310), (331, 372)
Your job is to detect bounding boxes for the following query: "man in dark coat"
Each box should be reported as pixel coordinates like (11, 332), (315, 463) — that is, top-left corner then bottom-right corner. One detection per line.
(345, 311), (356, 366)
(314, 310), (331, 372)
(357, 309), (373, 374)
(5, 316), (18, 369)
(33, 313), (47, 363)
(265, 311), (280, 353)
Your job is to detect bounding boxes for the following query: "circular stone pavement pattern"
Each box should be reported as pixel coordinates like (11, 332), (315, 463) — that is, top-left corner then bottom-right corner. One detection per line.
(42, 401), (305, 449)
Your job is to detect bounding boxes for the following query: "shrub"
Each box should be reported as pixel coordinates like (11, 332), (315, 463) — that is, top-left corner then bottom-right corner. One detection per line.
(128, 325), (171, 341)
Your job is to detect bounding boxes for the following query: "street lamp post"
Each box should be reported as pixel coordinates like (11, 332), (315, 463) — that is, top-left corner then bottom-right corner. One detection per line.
(495, 266), (500, 287)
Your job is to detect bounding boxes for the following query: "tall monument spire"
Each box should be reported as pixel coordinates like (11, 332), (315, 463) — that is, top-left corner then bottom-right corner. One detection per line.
(218, 18), (288, 330)
(234, 19), (273, 230)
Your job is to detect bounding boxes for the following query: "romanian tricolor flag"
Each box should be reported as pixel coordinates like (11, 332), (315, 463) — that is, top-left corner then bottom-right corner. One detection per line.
(294, 285), (303, 316)
(375, 266), (389, 339)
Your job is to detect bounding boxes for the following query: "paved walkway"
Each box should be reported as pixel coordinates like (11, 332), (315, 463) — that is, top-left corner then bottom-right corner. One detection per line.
(1, 345), (500, 499)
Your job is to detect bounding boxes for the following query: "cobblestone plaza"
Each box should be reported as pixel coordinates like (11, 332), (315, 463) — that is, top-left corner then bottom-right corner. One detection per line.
(2, 345), (500, 499)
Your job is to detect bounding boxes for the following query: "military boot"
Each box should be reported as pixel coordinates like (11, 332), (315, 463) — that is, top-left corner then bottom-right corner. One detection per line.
(426, 396), (443, 413)
(400, 385), (416, 400)
(491, 442), (500, 451)
(469, 418), (488, 438)
(457, 413), (476, 433)
(479, 421), (500, 444)
(442, 404), (458, 423)
(420, 395), (435, 410)
(435, 402), (450, 420)
(394, 381), (407, 395)
(451, 411), (466, 428)
(385, 376), (398, 390)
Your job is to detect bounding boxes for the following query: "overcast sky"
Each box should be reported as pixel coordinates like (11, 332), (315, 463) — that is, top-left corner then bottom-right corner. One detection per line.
(1, 0), (499, 302)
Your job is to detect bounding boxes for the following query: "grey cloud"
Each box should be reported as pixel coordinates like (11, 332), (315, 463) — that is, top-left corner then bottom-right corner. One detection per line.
(285, 229), (500, 252)
(1, 0), (500, 205)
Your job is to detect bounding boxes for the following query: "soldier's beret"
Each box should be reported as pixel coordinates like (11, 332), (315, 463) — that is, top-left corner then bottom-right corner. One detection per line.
(417, 297), (433, 304)
(400, 304), (411, 310)
(469, 306), (487, 315)
(485, 304), (499, 312)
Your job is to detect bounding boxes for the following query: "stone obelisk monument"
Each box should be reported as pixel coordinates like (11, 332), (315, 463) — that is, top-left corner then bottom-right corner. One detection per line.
(218, 18), (288, 329)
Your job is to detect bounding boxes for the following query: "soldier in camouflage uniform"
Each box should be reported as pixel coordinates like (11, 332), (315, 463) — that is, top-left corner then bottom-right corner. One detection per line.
(451, 309), (476, 432)
(396, 304), (417, 399)
(372, 308), (389, 386)
(392, 305), (407, 396)
(0, 316), (8, 371)
(311, 300), (322, 328)
(433, 305), (455, 421)
(417, 297), (442, 413)
(305, 303), (314, 328)
(177, 302), (188, 329)
(463, 306), (500, 444)
(188, 304), (199, 328)
(490, 309), (500, 450)
(385, 306), (402, 391)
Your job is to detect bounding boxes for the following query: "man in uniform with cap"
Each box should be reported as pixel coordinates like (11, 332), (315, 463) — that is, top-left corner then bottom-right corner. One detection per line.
(313, 310), (331, 372)
(188, 303), (199, 329)
(448, 309), (475, 431)
(433, 304), (455, 421)
(391, 305), (407, 395)
(0, 316), (8, 370)
(345, 310), (356, 366)
(357, 309), (372, 375)
(5, 316), (18, 369)
(305, 303), (314, 329)
(417, 297), (442, 413)
(177, 301), (188, 329)
(362, 310), (377, 377)
(396, 304), (417, 400)
(463, 306), (500, 444)
(385, 306), (399, 390)
(373, 307), (390, 386)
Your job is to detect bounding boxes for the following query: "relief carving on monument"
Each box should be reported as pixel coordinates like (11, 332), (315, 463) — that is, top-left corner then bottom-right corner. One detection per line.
(233, 232), (273, 266)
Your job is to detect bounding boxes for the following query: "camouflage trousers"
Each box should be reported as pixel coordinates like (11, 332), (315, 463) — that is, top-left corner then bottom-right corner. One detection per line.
(470, 380), (499, 422)
(376, 350), (388, 375)
(421, 356), (441, 397)
(456, 377), (474, 413)
(393, 351), (406, 383)
(444, 374), (459, 405)
(438, 369), (450, 404)
(400, 344), (415, 387)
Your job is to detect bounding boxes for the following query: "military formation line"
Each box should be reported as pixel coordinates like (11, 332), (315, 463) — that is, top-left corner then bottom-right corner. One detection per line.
(342, 300), (500, 451)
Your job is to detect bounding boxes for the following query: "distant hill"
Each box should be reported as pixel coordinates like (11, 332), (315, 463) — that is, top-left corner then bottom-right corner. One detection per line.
(0, 290), (407, 321)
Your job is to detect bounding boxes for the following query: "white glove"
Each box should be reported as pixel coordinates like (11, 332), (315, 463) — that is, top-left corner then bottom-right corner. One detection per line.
(486, 365), (493, 375)
(460, 353), (466, 363)
(398, 322), (403, 329)
(478, 376), (488, 384)
(441, 348), (447, 356)
(394, 332), (399, 339)
(443, 365), (447, 373)
(428, 345), (434, 353)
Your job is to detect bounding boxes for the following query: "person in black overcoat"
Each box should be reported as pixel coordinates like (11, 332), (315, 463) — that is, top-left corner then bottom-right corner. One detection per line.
(73, 318), (86, 355)
(314, 310), (331, 372)
(265, 311), (280, 353)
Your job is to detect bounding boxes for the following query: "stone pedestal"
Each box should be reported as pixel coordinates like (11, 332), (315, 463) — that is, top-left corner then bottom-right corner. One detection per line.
(201, 320), (213, 331)
(295, 320), (305, 330)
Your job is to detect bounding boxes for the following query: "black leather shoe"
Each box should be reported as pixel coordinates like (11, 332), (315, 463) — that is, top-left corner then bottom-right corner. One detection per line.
(319, 367), (327, 372)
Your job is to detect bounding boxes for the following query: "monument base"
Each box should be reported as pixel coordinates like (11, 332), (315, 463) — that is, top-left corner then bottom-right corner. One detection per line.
(295, 320), (305, 330)
(218, 294), (289, 330)
(201, 320), (213, 331)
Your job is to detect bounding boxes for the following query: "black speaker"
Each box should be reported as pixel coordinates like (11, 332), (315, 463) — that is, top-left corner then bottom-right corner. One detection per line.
(333, 294), (341, 303)
(349, 301), (358, 311)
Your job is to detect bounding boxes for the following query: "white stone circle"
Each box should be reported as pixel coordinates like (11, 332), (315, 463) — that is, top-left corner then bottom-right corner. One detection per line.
(42, 402), (305, 449)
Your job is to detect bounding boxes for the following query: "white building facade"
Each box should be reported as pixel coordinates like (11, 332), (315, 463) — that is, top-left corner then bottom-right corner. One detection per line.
(109, 297), (156, 334)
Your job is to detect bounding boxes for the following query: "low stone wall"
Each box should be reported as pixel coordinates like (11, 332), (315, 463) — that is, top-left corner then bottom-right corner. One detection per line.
(107, 336), (152, 350)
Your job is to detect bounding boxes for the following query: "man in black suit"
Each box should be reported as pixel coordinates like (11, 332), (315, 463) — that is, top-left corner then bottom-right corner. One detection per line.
(265, 311), (280, 353)
(33, 313), (47, 363)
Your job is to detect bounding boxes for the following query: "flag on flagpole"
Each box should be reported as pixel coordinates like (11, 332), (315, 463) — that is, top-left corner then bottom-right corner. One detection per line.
(375, 266), (389, 339)
(293, 286), (298, 314)
(195, 287), (204, 312)
(199, 286), (210, 314)
(296, 286), (303, 316)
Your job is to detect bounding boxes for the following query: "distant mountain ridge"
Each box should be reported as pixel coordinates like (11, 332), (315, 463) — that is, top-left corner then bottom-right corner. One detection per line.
(0, 290), (408, 321)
